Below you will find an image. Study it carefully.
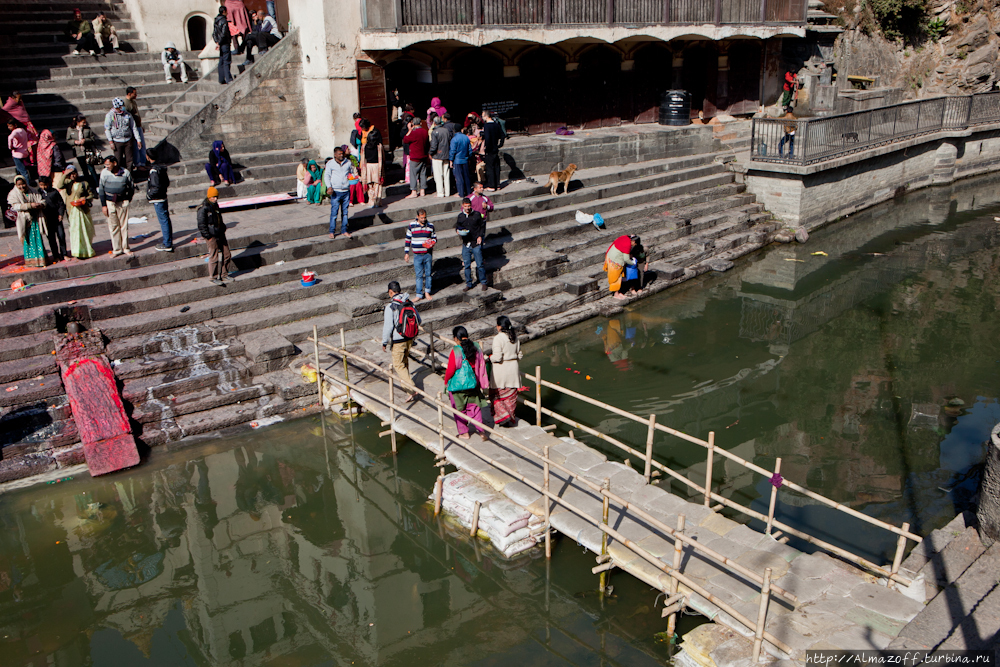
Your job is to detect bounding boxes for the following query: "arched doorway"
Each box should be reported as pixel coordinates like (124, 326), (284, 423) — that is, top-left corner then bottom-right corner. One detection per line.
(186, 15), (208, 51)
(517, 47), (567, 134)
(631, 43), (673, 123)
(574, 45), (622, 128)
(726, 41), (762, 115)
(680, 43), (718, 116)
(451, 49), (505, 127)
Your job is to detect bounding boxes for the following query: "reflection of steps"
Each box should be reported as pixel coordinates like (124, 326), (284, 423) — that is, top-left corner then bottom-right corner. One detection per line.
(0, 140), (778, 470)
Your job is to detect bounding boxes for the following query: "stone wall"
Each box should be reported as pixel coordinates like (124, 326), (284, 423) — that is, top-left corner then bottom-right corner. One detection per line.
(160, 31), (309, 161)
(744, 124), (1000, 230)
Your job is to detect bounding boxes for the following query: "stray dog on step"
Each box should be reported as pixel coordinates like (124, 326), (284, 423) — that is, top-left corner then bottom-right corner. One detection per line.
(545, 164), (578, 196)
(842, 132), (860, 143)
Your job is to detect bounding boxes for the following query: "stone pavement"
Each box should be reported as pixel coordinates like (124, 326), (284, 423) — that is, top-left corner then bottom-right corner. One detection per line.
(319, 339), (929, 663)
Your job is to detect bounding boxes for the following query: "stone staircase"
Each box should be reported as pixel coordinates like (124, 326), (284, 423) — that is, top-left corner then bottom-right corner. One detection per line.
(0, 0), (203, 178)
(0, 131), (780, 479)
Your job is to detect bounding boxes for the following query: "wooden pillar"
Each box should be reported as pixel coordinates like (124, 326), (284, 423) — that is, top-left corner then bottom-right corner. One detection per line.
(703, 431), (715, 506)
(313, 325), (322, 406)
(751, 567), (773, 661)
(535, 365), (542, 427)
(599, 479), (611, 597)
(665, 514), (685, 638)
(765, 457), (781, 535)
(644, 413), (657, 483)
(543, 444), (552, 558)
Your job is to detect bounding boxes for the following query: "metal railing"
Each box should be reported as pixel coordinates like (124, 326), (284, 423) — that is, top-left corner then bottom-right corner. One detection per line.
(751, 91), (1000, 166)
(519, 366), (922, 587)
(363, 0), (806, 30)
(310, 329), (797, 660)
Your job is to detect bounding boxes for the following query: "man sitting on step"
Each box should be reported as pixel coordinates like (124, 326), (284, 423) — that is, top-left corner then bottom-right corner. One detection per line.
(92, 12), (119, 54)
(162, 42), (189, 84)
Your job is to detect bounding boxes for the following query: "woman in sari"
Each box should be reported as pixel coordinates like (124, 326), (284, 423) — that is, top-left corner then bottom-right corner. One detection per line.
(7, 175), (48, 268)
(603, 235), (636, 300)
(305, 160), (325, 204)
(62, 166), (96, 259)
(489, 315), (522, 427)
(35, 130), (66, 185)
(444, 326), (490, 441)
(205, 140), (236, 185)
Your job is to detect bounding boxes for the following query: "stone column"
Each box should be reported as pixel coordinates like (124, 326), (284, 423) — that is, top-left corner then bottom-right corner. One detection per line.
(288, 0), (362, 157)
(978, 423), (1000, 546)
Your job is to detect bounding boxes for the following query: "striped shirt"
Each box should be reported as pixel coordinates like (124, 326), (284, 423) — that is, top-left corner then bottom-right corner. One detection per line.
(405, 219), (436, 255)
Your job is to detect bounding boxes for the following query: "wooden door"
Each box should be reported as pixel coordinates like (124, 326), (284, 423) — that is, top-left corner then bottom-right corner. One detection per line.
(357, 61), (389, 146)
(726, 42), (762, 115)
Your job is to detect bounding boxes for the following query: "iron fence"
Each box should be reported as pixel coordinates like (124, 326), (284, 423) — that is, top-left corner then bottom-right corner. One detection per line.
(751, 92), (1000, 166)
(374, 0), (806, 29)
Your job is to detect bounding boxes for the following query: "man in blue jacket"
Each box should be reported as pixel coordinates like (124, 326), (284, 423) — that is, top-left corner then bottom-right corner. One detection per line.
(449, 127), (473, 198)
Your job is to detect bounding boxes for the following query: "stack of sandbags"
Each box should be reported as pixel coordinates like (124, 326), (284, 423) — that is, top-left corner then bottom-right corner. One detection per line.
(432, 472), (539, 558)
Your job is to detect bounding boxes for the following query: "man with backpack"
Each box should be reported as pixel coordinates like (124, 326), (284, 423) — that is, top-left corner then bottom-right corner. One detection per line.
(382, 280), (422, 402)
(145, 147), (173, 252)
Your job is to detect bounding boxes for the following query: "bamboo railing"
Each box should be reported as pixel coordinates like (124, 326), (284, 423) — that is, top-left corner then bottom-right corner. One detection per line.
(310, 332), (795, 659)
(521, 367), (921, 586)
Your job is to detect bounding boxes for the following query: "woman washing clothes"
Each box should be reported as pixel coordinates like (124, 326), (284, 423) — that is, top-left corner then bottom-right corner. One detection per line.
(603, 235), (637, 300)
(444, 326), (491, 441)
(489, 315), (522, 427)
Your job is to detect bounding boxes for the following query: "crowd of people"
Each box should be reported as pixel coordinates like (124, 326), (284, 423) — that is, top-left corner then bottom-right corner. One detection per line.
(212, 1), (284, 84)
(381, 279), (523, 434)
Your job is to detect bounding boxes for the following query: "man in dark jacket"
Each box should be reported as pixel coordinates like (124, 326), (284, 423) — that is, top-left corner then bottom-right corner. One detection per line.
(213, 6), (233, 85)
(36, 175), (67, 263)
(197, 186), (232, 285)
(146, 147), (173, 252)
(455, 197), (487, 292)
(481, 109), (505, 192)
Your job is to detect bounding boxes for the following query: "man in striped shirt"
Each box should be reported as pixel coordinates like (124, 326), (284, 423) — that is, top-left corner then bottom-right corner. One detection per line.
(404, 209), (436, 301)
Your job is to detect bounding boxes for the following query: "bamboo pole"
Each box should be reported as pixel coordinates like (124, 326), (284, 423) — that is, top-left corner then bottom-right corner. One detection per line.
(765, 457), (781, 536)
(703, 431), (715, 507)
(752, 567), (772, 662)
(311, 355), (802, 601)
(428, 321), (438, 373)
(644, 413), (657, 484)
(665, 514), (685, 639)
(470, 501), (481, 538)
(437, 391), (445, 458)
(519, 368), (922, 544)
(708, 487), (913, 586)
(433, 474), (443, 517)
(599, 479), (610, 599)
(524, 397), (706, 496)
(890, 522), (910, 579)
(543, 443), (551, 558)
(313, 364), (794, 653)
(313, 325), (323, 407)
(339, 328), (350, 407)
(387, 373), (397, 454)
(535, 365), (542, 427)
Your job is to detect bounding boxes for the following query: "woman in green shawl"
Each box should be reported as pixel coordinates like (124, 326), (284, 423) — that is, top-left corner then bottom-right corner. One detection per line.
(305, 160), (325, 204)
(7, 175), (48, 268)
(62, 166), (96, 259)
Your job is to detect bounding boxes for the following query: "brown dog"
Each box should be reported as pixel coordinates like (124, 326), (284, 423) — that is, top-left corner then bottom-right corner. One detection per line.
(545, 163), (577, 196)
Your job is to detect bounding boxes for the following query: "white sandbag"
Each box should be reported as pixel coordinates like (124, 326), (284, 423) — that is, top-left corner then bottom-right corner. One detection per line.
(575, 210), (594, 225)
(483, 499), (530, 532)
(499, 536), (537, 558)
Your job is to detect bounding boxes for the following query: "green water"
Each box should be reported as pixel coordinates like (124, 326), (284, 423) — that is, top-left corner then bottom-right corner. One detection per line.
(0, 416), (690, 667)
(5, 173), (1000, 665)
(521, 172), (1000, 563)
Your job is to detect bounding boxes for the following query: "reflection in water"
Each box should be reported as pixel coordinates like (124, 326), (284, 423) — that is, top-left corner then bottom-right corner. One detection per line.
(523, 173), (1000, 563)
(0, 417), (683, 667)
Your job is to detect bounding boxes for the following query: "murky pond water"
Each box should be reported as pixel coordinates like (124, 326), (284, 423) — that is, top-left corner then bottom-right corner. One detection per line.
(4, 173), (1000, 665)
(0, 416), (690, 666)
(521, 172), (1000, 564)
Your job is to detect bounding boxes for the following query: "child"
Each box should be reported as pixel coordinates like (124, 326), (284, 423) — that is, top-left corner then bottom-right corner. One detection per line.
(623, 234), (648, 294)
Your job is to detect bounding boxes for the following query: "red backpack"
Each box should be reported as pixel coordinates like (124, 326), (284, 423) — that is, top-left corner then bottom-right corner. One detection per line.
(391, 299), (420, 340)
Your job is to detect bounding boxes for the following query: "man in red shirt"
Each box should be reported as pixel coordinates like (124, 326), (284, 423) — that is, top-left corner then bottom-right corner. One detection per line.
(403, 117), (430, 199)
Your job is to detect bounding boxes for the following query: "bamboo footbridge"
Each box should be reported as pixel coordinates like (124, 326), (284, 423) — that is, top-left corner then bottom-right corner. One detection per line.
(307, 327), (928, 662)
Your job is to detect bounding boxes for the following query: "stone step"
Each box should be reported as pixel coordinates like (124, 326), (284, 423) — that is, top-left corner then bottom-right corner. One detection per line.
(0, 40), (147, 57)
(93, 183), (753, 343)
(0, 396), (72, 449)
(129, 378), (274, 425)
(0, 354), (59, 385)
(0, 154), (732, 314)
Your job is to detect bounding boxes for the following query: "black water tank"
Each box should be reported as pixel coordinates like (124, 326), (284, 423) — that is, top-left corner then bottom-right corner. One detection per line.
(659, 90), (691, 126)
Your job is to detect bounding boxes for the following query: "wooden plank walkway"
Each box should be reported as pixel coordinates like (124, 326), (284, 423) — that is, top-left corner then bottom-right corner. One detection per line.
(315, 336), (928, 664)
